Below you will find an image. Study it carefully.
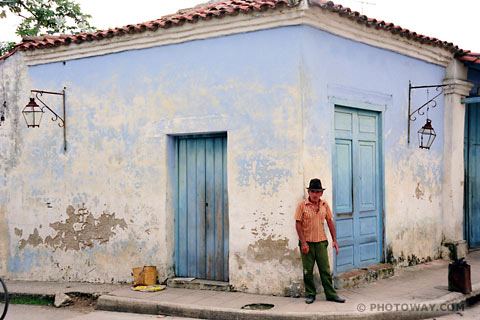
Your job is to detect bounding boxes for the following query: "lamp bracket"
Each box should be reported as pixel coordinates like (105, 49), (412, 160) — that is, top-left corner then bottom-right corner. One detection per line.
(407, 81), (452, 144)
(29, 87), (67, 151)
(31, 89), (65, 127)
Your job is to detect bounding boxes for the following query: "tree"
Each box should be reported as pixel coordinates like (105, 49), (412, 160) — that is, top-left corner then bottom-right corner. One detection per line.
(0, 0), (95, 55)
(0, 41), (16, 56)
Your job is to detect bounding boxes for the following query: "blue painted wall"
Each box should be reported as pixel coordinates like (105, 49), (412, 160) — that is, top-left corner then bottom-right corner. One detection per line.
(300, 25), (445, 156)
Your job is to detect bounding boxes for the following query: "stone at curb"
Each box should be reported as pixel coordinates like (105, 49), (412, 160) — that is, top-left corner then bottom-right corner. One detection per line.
(334, 264), (394, 290)
(54, 292), (73, 308)
(97, 295), (157, 315)
(166, 278), (232, 292)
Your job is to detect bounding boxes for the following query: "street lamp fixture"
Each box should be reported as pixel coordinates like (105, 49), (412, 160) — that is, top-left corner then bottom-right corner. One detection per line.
(417, 118), (436, 150)
(408, 81), (451, 149)
(22, 87), (67, 151)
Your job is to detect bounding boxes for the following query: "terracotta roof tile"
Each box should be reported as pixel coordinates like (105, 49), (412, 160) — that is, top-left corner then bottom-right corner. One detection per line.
(309, 0), (466, 53)
(0, 0), (475, 63)
(457, 52), (480, 64)
(4, 0), (296, 55)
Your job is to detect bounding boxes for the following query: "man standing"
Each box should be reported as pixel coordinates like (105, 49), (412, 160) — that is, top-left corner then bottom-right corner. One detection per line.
(295, 178), (345, 304)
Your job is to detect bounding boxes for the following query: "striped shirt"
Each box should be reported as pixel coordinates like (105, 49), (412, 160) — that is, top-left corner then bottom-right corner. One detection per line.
(294, 198), (334, 242)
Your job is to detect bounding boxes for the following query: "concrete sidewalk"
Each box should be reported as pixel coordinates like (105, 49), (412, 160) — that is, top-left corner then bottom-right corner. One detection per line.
(5, 250), (480, 320)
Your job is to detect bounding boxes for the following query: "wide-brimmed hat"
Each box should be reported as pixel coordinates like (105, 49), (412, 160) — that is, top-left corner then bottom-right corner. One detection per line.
(306, 178), (326, 191)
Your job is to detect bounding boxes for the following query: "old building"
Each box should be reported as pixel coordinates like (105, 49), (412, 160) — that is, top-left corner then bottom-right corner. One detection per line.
(0, 0), (476, 296)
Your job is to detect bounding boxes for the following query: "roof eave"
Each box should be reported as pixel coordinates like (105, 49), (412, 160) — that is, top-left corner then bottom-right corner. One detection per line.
(9, 0), (457, 67)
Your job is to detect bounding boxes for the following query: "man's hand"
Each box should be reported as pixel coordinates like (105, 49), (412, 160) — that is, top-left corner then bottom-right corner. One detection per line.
(301, 242), (309, 254)
(332, 241), (339, 255)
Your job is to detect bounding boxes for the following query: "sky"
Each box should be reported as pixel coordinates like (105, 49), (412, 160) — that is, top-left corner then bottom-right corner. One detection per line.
(0, 0), (479, 52)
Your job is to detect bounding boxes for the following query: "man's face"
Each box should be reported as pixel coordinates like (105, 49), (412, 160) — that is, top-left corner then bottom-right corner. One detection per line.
(308, 190), (323, 203)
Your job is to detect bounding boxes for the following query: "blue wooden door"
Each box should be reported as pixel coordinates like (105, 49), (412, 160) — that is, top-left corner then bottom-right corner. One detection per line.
(333, 106), (383, 273)
(176, 135), (228, 281)
(466, 103), (480, 248)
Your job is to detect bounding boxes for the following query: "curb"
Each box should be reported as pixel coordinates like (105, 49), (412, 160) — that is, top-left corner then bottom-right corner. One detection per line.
(424, 282), (480, 308)
(95, 294), (470, 320)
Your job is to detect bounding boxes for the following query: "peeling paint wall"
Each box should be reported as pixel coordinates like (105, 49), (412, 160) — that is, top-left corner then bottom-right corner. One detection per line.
(1, 27), (305, 291)
(0, 24), (456, 295)
(18, 205), (127, 251)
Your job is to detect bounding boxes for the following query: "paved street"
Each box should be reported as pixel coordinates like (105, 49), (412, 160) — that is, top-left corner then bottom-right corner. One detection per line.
(4, 304), (200, 320)
(3, 300), (480, 320)
(428, 300), (480, 319)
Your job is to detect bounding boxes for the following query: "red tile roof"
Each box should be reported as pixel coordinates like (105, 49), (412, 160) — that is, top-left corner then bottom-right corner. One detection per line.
(309, 0), (462, 53)
(0, 0), (475, 62)
(6, 0), (299, 56)
(457, 52), (480, 64)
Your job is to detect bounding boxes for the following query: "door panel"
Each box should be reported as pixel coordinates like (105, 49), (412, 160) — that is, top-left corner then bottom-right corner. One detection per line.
(360, 216), (377, 236)
(359, 142), (376, 210)
(176, 135), (228, 281)
(335, 140), (353, 214)
(360, 242), (377, 261)
(186, 139), (198, 277)
(358, 114), (377, 134)
(335, 111), (353, 132)
(177, 139), (188, 277)
(214, 137), (225, 280)
(205, 138), (215, 279)
(467, 104), (480, 247)
(334, 106), (383, 273)
(196, 139), (206, 278)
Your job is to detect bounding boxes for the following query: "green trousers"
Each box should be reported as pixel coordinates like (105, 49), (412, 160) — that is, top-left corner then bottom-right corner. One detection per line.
(300, 240), (337, 298)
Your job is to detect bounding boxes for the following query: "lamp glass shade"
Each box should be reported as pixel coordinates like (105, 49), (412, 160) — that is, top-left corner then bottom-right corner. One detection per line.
(22, 98), (44, 128)
(418, 118), (436, 149)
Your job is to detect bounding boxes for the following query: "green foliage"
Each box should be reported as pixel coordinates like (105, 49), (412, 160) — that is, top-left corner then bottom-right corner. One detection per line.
(0, 0), (95, 37)
(0, 41), (16, 56)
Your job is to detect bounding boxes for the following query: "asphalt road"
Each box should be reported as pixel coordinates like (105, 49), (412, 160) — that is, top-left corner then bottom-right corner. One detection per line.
(3, 304), (200, 320)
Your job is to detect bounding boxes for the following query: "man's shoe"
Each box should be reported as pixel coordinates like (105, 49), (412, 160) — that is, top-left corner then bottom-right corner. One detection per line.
(327, 296), (346, 303)
(305, 295), (316, 304)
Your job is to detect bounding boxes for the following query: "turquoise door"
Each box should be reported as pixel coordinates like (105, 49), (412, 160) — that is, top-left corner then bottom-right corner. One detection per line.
(333, 106), (383, 273)
(175, 135), (229, 281)
(465, 103), (480, 248)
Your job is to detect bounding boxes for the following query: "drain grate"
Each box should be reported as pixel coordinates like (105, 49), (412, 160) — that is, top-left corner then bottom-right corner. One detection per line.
(241, 303), (274, 310)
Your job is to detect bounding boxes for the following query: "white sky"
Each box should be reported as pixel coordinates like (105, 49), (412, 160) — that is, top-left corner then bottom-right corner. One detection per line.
(1, 0), (479, 52)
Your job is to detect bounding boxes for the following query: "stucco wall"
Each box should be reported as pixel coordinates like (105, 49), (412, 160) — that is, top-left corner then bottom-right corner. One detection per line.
(0, 53), (30, 278)
(1, 27), (305, 294)
(1, 24), (450, 295)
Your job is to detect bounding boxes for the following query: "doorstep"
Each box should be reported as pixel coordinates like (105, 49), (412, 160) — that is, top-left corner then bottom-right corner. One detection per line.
(334, 263), (394, 289)
(166, 277), (233, 292)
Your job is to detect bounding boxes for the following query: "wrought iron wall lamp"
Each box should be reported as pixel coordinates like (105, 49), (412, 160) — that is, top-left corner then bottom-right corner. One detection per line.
(408, 81), (451, 149)
(22, 87), (67, 151)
